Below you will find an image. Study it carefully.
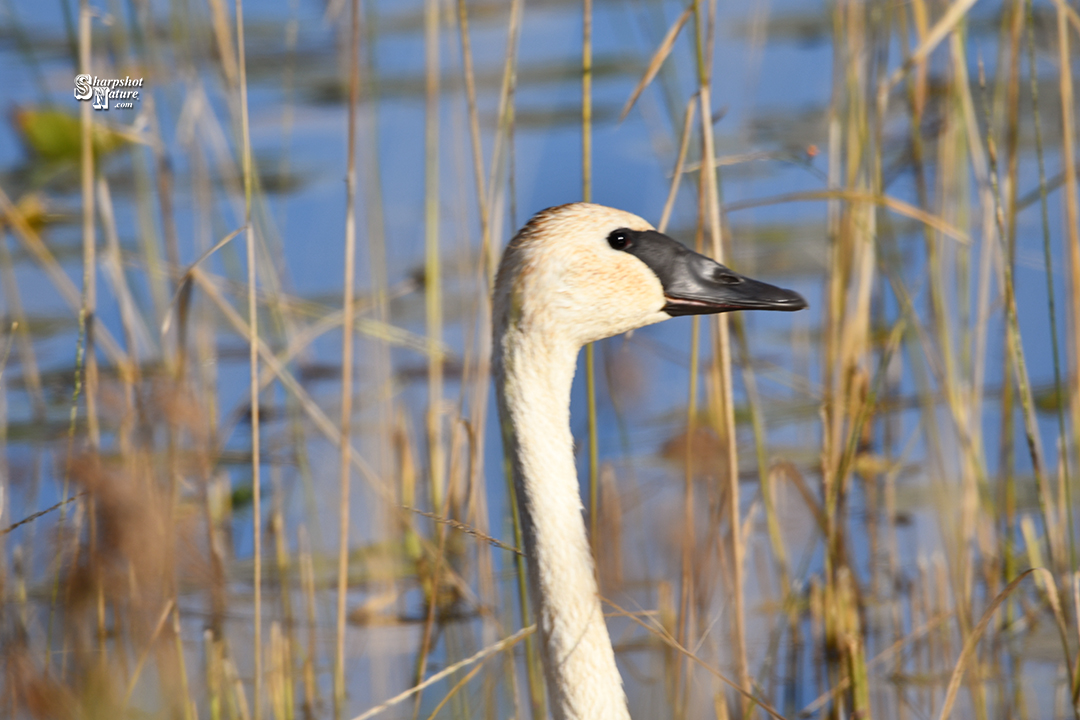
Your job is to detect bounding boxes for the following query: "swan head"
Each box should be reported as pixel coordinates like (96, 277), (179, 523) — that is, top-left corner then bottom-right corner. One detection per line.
(494, 202), (807, 348)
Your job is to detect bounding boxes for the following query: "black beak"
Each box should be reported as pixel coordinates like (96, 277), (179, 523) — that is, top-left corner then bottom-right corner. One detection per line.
(621, 230), (807, 316)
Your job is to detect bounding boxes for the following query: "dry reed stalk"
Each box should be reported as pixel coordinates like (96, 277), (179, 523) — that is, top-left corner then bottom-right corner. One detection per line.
(656, 579), (677, 702)
(898, 0), (937, 370)
(725, 190), (967, 244)
(601, 595), (788, 720)
(46, 0), (101, 676)
(334, 0), (361, 714)
(1073, 572), (1080, 663)
(456, 0), (487, 246)
(422, 660), (485, 720)
(188, 268), (388, 494)
(1020, 517), (1079, 712)
(477, 2), (545, 713)
(129, 143), (171, 328)
(676, 249), (700, 720)
(979, 60), (1061, 584)
(818, 3), (878, 714)
(1003, 1), (1024, 253)
(942, 57), (975, 412)
(65, 393), (433, 706)
(596, 463), (623, 588)
(733, 316), (791, 596)
(412, 465), (456, 718)
(96, 176), (143, 463)
(425, 0), (445, 515)
(670, 129), (709, 720)
(947, 37), (1007, 649)
(924, 27), (992, 686)
(122, 599), (175, 707)
(189, 130), (224, 523)
(929, 22), (977, 627)
(809, 577), (828, 707)
(881, 0), (979, 93)
(410, 0), (446, 711)
(1025, 0), (1075, 572)
(1056, 2), (1080, 548)
(451, 0), (504, 666)
(658, 95), (697, 234)
(483, 0), (523, 282)
(0, 350), (6, 575)
(926, 559), (950, 715)
(167, 607), (195, 720)
(205, 630), (223, 720)
(996, 1), (1025, 594)
(267, 622), (285, 720)
(231, 301), (441, 382)
(686, 0), (752, 711)
(352, 626), (535, 720)
(450, 12), (505, 688)
(233, 0), (262, 714)
(270, 473), (296, 719)
(445, 21), (506, 701)
(0, 195), (122, 366)
(97, 175), (150, 361)
(203, 470), (229, 634)
(949, 37), (1004, 604)
(834, 568), (869, 718)
(396, 411), (422, 567)
(582, 0), (593, 206)
(225, 654), (253, 720)
(910, 0), (929, 117)
(465, 428), (505, 720)
(0, 230), (44, 419)
(885, 22), (997, 593)
(356, 3), (394, 540)
(298, 526), (320, 716)
(440, 421), (474, 715)
(799, 607), (955, 716)
(182, 67), (296, 385)
(205, 0), (237, 85)
(403, 506), (520, 558)
(153, 129), (181, 301)
(581, 0), (605, 576)
(934, 556), (954, 677)
(77, 0), (99, 451)
(936, 568), (1072, 720)
(619, 6), (692, 124)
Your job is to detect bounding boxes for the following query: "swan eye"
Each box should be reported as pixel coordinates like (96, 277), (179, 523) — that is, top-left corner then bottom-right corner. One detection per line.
(607, 229), (632, 250)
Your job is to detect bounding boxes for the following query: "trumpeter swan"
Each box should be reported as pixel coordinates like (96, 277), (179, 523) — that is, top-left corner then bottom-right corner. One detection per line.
(493, 203), (806, 720)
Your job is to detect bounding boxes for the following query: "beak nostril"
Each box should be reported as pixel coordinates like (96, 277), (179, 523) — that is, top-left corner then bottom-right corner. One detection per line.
(713, 269), (743, 285)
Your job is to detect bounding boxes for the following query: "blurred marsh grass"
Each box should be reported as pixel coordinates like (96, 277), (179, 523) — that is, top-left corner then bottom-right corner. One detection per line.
(0, 0), (1079, 719)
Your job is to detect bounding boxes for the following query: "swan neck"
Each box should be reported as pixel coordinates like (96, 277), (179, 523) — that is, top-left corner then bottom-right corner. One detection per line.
(496, 330), (630, 720)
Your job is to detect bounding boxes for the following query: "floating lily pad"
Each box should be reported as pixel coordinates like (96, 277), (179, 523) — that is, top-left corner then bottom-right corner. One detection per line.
(13, 107), (127, 164)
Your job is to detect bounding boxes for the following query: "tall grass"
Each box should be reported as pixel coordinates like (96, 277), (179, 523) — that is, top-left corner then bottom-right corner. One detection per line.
(0, 0), (1078, 719)
(334, 0), (361, 714)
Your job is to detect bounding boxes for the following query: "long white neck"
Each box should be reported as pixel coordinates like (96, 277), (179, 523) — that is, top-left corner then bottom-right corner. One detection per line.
(494, 326), (631, 720)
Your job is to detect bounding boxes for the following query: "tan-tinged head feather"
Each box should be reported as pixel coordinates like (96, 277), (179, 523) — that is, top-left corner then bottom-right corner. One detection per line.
(495, 202), (670, 349)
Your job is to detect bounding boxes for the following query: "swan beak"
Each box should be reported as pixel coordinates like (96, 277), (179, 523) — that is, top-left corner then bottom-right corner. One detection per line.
(626, 230), (807, 316)
(660, 261), (808, 317)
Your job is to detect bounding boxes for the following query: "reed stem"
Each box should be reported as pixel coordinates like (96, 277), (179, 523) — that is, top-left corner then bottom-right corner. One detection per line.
(334, 0), (362, 714)
(234, 0), (261, 713)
